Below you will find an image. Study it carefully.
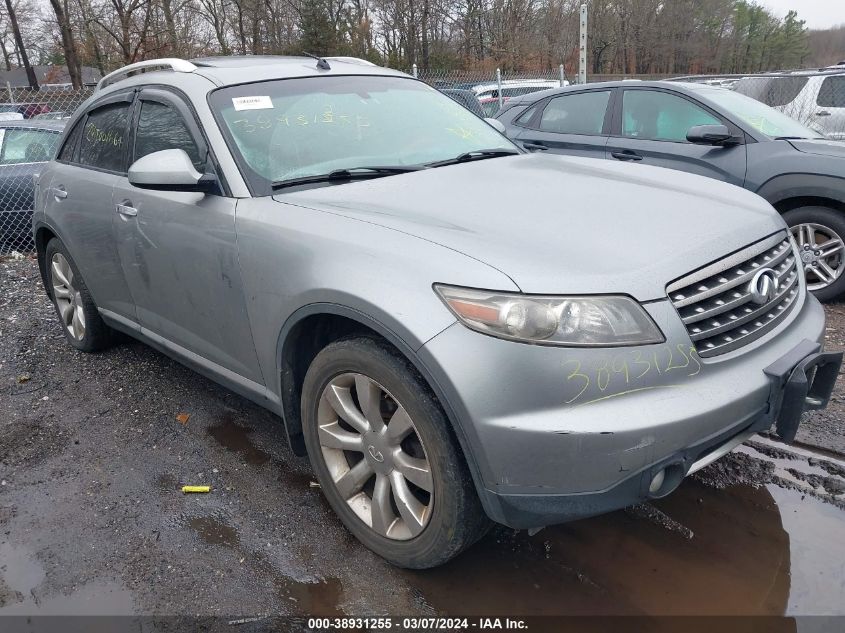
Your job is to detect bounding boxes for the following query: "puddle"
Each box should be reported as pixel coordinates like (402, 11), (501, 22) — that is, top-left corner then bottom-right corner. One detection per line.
(0, 542), (46, 607)
(407, 479), (845, 616)
(0, 582), (134, 616)
(274, 575), (344, 617)
(0, 543), (133, 615)
(207, 415), (271, 465)
(188, 516), (240, 547)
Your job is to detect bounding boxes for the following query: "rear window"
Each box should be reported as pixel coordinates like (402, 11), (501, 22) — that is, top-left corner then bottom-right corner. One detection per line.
(817, 77), (845, 108)
(734, 77), (808, 107)
(538, 91), (611, 135)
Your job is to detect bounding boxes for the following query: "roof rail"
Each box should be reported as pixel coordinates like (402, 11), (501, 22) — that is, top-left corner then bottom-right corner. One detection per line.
(97, 58), (197, 91)
(324, 56), (377, 66)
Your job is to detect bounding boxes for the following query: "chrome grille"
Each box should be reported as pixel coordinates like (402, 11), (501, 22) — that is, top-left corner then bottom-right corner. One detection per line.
(667, 233), (801, 358)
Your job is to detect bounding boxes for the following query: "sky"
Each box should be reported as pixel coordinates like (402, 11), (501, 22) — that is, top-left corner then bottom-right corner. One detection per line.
(756, 0), (845, 30)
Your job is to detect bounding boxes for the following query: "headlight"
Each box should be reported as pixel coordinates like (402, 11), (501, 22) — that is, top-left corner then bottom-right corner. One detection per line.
(434, 285), (664, 346)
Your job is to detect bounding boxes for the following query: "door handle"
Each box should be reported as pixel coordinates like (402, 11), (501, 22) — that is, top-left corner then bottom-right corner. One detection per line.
(611, 151), (643, 161)
(816, 111), (831, 117)
(116, 203), (138, 217)
(522, 141), (549, 152)
(52, 186), (68, 200)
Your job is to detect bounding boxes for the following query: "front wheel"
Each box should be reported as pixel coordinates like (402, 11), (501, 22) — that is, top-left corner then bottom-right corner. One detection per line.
(784, 206), (845, 302)
(301, 337), (489, 568)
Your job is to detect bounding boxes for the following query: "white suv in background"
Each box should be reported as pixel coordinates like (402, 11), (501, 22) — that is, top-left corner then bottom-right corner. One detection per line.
(735, 72), (845, 140)
(472, 79), (567, 116)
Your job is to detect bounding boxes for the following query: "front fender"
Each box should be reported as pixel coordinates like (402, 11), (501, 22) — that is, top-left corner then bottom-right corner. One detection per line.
(273, 302), (499, 518)
(755, 173), (845, 208)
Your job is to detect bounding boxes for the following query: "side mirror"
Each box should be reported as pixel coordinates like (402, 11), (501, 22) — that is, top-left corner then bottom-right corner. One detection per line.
(485, 118), (506, 134)
(686, 124), (738, 146)
(128, 149), (216, 192)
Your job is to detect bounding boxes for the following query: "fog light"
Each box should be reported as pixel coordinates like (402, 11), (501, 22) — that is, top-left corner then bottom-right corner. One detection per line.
(649, 469), (666, 494)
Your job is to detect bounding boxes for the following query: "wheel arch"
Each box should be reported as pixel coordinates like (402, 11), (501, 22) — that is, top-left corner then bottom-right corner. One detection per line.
(34, 222), (59, 296)
(772, 196), (845, 215)
(275, 303), (491, 514)
(755, 174), (845, 214)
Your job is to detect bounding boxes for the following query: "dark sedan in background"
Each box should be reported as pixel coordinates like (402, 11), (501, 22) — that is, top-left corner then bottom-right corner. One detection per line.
(495, 81), (845, 300)
(439, 88), (486, 117)
(0, 120), (65, 252)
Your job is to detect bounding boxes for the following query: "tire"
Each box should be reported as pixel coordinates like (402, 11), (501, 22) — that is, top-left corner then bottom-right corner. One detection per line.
(301, 336), (489, 568)
(783, 206), (845, 302)
(44, 237), (115, 352)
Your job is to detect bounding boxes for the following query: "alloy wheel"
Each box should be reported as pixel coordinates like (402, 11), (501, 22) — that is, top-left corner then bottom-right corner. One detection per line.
(50, 252), (86, 340)
(791, 222), (845, 291)
(317, 373), (434, 540)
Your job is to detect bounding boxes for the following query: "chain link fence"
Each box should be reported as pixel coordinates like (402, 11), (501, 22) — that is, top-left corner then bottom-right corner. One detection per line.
(0, 87), (93, 255)
(0, 67), (842, 256)
(413, 67), (569, 117)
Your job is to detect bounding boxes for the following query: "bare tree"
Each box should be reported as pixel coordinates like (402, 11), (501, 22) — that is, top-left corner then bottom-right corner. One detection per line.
(2, 0), (38, 88)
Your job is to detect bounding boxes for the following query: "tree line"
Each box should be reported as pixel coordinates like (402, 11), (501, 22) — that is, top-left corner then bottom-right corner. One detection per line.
(0, 0), (842, 89)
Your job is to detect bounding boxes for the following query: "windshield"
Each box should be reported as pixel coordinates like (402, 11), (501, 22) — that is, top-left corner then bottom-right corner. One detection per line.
(210, 75), (516, 193)
(699, 88), (823, 139)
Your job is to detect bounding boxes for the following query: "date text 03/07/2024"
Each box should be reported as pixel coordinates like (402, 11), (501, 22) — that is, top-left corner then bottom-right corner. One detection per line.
(306, 617), (528, 630)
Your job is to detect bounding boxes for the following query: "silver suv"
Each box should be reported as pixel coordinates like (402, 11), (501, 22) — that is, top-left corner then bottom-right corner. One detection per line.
(34, 56), (841, 568)
(734, 72), (845, 140)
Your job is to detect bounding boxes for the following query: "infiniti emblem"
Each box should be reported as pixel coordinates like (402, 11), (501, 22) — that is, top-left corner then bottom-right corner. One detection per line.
(367, 445), (385, 463)
(748, 268), (779, 305)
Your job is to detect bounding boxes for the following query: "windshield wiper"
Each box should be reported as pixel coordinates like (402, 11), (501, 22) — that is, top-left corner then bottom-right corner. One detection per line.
(773, 136), (808, 140)
(425, 148), (520, 168)
(272, 166), (424, 190)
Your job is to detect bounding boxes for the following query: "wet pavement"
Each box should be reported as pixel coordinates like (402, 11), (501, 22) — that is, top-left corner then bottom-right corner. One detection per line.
(2, 255), (845, 620)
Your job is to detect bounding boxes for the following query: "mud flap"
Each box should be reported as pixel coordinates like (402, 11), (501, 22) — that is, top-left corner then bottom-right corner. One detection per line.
(764, 339), (843, 443)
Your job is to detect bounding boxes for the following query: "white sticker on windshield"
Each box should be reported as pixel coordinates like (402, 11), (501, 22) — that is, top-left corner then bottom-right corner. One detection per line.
(232, 96), (273, 111)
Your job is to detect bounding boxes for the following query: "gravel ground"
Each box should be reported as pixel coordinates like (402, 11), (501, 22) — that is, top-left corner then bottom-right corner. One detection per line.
(1, 254), (844, 619)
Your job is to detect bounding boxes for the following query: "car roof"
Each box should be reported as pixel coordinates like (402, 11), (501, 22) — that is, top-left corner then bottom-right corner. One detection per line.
(472, 79), (559, 92)
(502, 80), (723, 105)
(90, 56), (412, 101)
(189, 55), (407, 86)
(0, 119), (66, 131)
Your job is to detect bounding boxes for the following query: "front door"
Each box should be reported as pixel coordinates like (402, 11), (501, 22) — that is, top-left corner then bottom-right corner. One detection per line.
(606, 88), (748, 187)
(111, 89), (263, 384)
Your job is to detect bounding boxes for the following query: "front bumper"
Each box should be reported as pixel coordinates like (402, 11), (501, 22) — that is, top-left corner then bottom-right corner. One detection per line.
(419, 292), (841, 528)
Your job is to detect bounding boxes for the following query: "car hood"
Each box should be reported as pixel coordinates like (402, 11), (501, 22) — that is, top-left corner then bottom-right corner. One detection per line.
(274, 154), (785, 300)
(788, 138), (845, 158)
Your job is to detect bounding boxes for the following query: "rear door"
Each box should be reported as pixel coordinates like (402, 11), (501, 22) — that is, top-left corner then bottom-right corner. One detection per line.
(606, 87), (747, 186)
(111, 88), (263, 384)
(43, 93), (137, 319)
(815, 75), (845, 140)
(511, 89), (614, 158)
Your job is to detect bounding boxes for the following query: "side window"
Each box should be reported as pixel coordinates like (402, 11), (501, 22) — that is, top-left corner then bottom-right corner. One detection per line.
(514, 103), (540, 126)
(57, 120), (84, 162)
(622, 90), (720, 142)
(0, 129), (60, 165)
(134, 100), (203, 170)
(538, 91), (611, 135)
(79, 102), (131, 171)
(818, 77), (845, 108)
